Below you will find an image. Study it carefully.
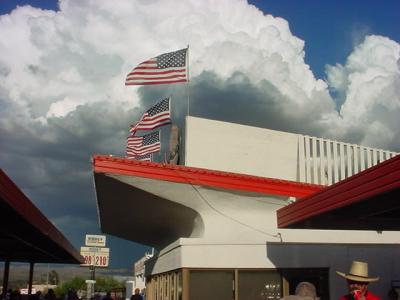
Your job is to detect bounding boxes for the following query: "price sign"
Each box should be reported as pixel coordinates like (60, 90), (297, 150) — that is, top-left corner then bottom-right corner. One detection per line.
(80, 247), (110, 267)
(80, 247), (95, 267)
(94, 253), (109, 267)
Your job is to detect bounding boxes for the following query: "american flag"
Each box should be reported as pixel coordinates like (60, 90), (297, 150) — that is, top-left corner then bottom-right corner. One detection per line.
(126, 131), (161, 156)
(126, 153), (153, 162)
(130, 97), (171, 134)
(125, 48), (188, 85)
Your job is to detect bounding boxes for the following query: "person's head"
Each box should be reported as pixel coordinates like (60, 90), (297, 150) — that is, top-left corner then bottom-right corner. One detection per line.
(295, 282), (317, 299)
(134, 289), (140, 295)
(337, 261), (379, 296)
(346, 280), (369, 295)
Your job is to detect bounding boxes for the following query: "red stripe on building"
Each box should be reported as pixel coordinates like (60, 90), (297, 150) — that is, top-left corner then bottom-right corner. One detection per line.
(92, 155), (322, 198)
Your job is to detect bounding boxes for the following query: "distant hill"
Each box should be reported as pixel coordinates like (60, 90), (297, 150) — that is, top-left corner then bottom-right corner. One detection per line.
(0, 263), (133, 289)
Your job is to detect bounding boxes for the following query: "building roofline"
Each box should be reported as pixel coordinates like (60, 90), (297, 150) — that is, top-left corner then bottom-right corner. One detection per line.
(0, 169), (84, 264)
(277, 155), (400, 229)
(92, 155), (323, 198)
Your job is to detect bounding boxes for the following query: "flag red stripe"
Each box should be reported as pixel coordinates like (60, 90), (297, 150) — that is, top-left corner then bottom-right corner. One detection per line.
(139, 115), (171, 125)
(126, 143), (160, 151)
(127, 142), (142, 147)
(128, 69), (186, 76)
(135, 122), (171, 131)
(136, 119), (171, 129)
(127, 74), (186, 81)
(126, 145), (160, 156)
(126, 79), (187, 85)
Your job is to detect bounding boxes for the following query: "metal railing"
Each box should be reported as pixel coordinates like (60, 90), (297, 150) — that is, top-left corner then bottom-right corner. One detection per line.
(298, 135), (397, 185)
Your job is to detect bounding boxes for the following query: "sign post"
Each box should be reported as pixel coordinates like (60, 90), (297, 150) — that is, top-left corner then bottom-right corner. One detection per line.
(80, 235), (110, 299)
(85, 280), (96, 300)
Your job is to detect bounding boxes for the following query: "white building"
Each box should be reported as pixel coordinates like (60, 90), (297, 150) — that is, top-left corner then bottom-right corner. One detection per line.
(134, 252), (154, 290)
(93, 116), (399, 300)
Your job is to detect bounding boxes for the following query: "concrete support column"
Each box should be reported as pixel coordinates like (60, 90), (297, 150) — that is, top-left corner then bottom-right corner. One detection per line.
(2, 260), (10, 297)
(86, 280), (96, 300)
(182, 268), (189, 300)
(28, 262), (34, 295)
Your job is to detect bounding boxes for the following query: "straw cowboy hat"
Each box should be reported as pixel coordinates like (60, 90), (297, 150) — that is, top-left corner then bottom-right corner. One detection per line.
(336, 261), (379, 282)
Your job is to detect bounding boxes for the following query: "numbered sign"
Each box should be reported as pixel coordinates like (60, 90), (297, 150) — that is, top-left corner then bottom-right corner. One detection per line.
(80, 247), (110, 267)
(94, 253), (109, 267)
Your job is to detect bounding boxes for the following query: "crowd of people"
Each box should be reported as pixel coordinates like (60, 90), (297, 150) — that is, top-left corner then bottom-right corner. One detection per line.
(1, 261), (397, 300)
(1, 289), (57, 300)
(281, 260), (398, 300)
(0, 289), (114, 300)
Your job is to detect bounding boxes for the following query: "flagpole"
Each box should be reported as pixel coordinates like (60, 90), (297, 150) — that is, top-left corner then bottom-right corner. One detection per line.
(186, 45), (190, 117)
(183, 45), (190, 166)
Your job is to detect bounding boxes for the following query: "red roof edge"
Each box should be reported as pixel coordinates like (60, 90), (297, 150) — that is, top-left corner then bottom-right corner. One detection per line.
(277, 154), (400, 228)
(0, 169), (84, 264)
(92, 154), (323, 198)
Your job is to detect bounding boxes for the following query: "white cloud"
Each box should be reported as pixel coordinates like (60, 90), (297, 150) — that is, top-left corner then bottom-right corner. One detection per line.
(0, 0), (330, 120)
(0, 0), (398, 158)
(326, 35), (400, 149)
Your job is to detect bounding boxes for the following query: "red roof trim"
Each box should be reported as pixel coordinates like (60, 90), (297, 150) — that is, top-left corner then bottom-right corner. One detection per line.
(93, 155), (323, 198)
(0, 169), (83, 263)
(277, 155), (400, 228)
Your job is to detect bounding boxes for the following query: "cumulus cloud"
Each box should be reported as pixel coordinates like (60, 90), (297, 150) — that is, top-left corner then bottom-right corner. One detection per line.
(0, 0), (399, 266)
(326, 35), (400, 149)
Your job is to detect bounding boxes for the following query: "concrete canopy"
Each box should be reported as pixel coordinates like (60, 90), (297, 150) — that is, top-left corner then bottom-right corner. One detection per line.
(0, 169), (83, 264)
(92, 155), (322, 249)
(277, 155), (400, 231)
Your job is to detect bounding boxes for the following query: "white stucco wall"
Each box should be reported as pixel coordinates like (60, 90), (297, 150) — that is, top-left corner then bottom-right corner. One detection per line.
(185, 116), (299, 181)
(184, 116), (398, 185)
(147, 240), (400, 300)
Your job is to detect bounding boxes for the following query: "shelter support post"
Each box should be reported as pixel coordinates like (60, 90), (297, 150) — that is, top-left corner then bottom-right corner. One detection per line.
(2, 260), (10, 297)
(182, 268), (189, 300)
(28, 262), (34, 295)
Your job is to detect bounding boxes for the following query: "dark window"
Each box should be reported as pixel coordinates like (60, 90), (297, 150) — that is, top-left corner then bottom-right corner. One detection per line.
(238, 270), (282, 300)
(281, 268), (330, 300)
(189, 270), (234, 300)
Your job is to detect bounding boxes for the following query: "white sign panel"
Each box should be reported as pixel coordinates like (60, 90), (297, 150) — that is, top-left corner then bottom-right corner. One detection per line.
(81, 247), (109, 253)
(94, 252), (109, 267)
(80, 247), (95, 267)
(85, 234), (106, 247)
(80, 247), (110, 267)
(20, 289), (36, 295)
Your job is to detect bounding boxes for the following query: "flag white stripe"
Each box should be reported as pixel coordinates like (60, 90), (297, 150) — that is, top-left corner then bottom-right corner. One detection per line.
(127, 68), (186, 77)
(126, 76), (186, 84)
(126, 145), (160, 156)
(126, 143), (160, 151)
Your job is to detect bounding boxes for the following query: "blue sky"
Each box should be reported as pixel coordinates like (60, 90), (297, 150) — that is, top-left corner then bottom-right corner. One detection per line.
(250, 0), (400, 79)
(0, 0), (399, 270)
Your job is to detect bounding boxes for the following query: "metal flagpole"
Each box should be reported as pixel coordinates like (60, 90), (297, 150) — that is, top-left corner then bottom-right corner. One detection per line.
(182, 45), (190, 165)
(186, 45), (190, 117)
